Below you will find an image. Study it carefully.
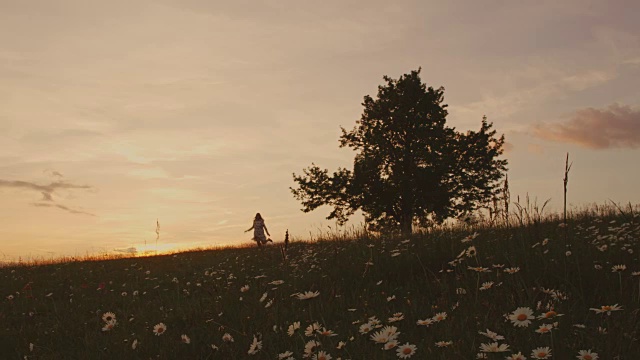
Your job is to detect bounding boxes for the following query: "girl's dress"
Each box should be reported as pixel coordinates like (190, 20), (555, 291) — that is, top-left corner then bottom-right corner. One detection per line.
(253, 219), (267, 243)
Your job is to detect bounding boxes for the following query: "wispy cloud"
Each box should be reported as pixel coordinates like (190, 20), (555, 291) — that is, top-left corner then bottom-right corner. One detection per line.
(0, 176), (95, 215)
(532, 103), (640, 149)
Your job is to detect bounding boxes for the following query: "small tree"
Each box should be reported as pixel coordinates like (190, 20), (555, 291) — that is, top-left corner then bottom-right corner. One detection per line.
(291, 68), (508, 235)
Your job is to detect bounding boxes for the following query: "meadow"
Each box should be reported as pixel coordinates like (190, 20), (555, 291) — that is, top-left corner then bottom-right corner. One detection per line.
(1, 203), (639, 359)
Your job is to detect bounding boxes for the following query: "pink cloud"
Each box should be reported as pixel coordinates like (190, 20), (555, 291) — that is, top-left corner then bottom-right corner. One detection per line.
(533, 103), (640, 149)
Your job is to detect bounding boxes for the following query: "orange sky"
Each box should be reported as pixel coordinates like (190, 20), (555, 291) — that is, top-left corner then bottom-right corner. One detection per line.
(2, 0), (640, 261)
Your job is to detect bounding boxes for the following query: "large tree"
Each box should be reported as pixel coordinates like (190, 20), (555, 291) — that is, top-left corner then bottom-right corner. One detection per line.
(291, 68), (508, 235)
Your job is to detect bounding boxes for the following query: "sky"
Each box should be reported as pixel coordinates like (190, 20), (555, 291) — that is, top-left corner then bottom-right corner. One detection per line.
(1, 0), (640, 261)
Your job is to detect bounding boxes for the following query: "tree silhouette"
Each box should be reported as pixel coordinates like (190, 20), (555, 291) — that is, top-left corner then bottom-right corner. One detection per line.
(291, 68), (508, 235)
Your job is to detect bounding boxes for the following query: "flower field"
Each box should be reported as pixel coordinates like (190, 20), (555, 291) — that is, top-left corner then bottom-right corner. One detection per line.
(1, 206), (639, 359)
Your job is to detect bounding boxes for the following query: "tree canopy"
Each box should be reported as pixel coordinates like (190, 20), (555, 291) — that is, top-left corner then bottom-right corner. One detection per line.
(291, 68), (508, 235)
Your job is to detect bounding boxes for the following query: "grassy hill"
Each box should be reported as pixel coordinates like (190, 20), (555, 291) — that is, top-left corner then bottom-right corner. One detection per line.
(1, 204), (639, 359)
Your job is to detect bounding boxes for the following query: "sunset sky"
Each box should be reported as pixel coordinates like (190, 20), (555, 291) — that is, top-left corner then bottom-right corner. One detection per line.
(2, 0), (640, 261)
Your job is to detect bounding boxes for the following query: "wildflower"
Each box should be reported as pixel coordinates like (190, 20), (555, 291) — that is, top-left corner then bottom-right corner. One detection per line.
(102, 320), (116, 331)
(504, 267), (520, 274)
(432, 312), (447, 322)
(336, 341), (346, 349)
(387, 295), (396, 302)
(479, 282), (494, 291)
(304, 340), (321, 358)
(211, 344), (219, 350)
(305, 322), (322, 337)
(531, 346), (552, 359)
(247, 335), (262, 355)
(295, 291), (320, 300)
(468, 266), (490, 273)
(535, 323), (554, 334)
(565, 251), (572, 257)
(416, 318), (434, 326)
(153, 322), (167, 336)
(479, 342), (510, 352)
(537, 310), (563, 320)
(508, 307), (534, 327)
(376, 339), (396, 350)
(265, 299), (273, 308)
(396, 343), (417, 358)
(131, 339), (138, 350)
(269, 280), (285, 285)
(466, 246), (477, 257)
(102, 312), (116, 323)
(287, 321), (300, 336)
(6, 295), (14, 301)
(435, 341), (452, 347)
(121, 292), (127, 297)
(478, 329), (504, 341)
(259, 292), (268, 302)
(359, 323), (373, 334)
(632, 271), (640, 276)
(577, 349), (599, 360)
(279, 351), (294, 359)
(317, 327), (337, 337)
(312, 351), (331, 360)
(241, 285), (250, 292)
(612, 264), (626, 272)
(505, 352), (526, 360)
(388, 312), (404, 322)
(181, 334), (191, 344)
(590, 304), (623, 315)
(222, 333), (234, 342)
(370, 328), (396, 344)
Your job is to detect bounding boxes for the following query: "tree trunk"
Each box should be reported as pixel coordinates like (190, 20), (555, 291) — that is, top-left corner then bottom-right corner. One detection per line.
(400, 212), (413, 236)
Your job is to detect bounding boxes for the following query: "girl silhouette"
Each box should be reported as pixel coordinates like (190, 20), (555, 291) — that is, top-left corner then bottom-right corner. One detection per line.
(244, 213), (272, 247)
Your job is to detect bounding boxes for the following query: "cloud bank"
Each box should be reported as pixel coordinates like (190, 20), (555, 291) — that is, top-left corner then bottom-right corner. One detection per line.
(533, 103), (640, 149)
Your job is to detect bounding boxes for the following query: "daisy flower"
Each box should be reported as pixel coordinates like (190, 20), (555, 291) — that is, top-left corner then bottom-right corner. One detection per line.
(468, 266), (491, 273)
(531, 346), (552, 359)
(508, 307), (534, 327)
(317, 327), (337, 337)
(153, 322), (167, 336)
(102, 312), (116, 323)
(383, 340), (398, 350)
(432, 312), (447, 322)
(589, 304), (623, 315)
(479, 342), (510, 352)
(388, 312), (404, 322)
(305, 322), (322, 337)
(247, 335), (262, 355)
(304, 340), (321, 358)
(505, 352), (526, 360)
(479, 282), (494, 291)
(287, 321), (301, 336)
(336, 341), (346, 349)
(312, 350), (332, 360)
(240, 285), (250, 292)
(102, 320), (116, 331)
(416, 318), (434, 326)
(269, 280), (285, 285)
(359, 323), (373, 334)
(435, 341), (452, 347)
(181, 334), (191, 344)
(577, 349), (599, 360)
(295, 291), (320, 300)
(279, 351), (294, 359)
(222, 333), (234, 342)
(537, 310), (563, 320)
(478, 329), (504, 341)
(535, 323), (554, 334)
(396, 343), (417, 358)
(611, 264), (626, 272)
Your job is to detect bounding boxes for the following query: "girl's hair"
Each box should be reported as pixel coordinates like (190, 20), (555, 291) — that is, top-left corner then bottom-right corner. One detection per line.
(254, 213), (263, 221)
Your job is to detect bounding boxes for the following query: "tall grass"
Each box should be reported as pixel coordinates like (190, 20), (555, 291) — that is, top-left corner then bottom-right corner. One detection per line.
(1, 203), (639, 359)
